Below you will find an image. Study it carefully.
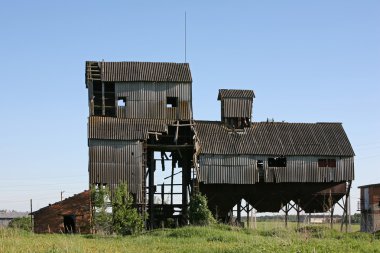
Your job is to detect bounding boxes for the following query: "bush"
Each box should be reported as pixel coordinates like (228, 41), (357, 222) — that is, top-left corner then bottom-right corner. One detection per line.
(91, 185), (113, 235)
(112, 183), (144, 235)
(189, 193), (215, 226)
(91, 184), (145, 235)
(8, 217), (31, 231)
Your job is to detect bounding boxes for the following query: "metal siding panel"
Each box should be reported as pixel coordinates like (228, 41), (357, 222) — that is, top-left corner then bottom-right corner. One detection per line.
(114, 82), (191, 120)
(199, 155), (354, 185)
(199, 155), (257, 184)
(223, 99), (252, 118)
(89, 140), (144, 203)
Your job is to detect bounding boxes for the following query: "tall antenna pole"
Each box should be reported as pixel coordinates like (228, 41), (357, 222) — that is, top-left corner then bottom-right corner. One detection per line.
(185, 12), (187, 63)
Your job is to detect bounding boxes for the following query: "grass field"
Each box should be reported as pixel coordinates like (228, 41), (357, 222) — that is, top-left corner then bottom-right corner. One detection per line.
(1, 223), (379, 253)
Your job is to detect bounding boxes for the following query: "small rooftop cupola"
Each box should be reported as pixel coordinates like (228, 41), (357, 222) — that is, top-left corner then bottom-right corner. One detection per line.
(217, 89), (255, 129)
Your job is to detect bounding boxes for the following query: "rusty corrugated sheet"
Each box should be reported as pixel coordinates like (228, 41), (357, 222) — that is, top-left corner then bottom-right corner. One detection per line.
(98, 62), (192, 83)
(198, 155), (354, 184)
(222, 99), (252, 118)
(88, 117), (173, 140)
(115, 82), (192, 120)
(194, 121), (355, 156)
(199, 155), (258, 184)
(88, 140), (144, 203)
(218, 89), (255, 100)
(264, 156), (354, 183)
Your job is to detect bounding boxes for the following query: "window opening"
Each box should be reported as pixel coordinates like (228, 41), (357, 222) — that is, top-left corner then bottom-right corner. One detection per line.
(257, 160), (264, 182)
(318, 159), (336, 168)
(118, 97), (126, 106)
(166, 97), (178, 108)
(268, 157), (286, 167)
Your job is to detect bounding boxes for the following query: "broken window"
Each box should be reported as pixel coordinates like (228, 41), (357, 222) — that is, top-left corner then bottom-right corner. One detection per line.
(104, 83), (115, 116)
(318, 159), (336, 168)
(166, 97), (178, 108)
(268, 157), (286, 167)
(118, 97), (126, 106)
(93, 82), (103, 116)
(257, 160), (264, 182)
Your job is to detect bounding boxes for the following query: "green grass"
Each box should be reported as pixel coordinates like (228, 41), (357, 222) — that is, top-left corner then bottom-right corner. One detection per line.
(0, 223), (379, 253)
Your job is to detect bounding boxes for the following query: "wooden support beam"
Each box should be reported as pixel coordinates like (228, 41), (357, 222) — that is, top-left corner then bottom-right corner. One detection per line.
(148, 151), (155, 229)
(146, 144), (193, 149)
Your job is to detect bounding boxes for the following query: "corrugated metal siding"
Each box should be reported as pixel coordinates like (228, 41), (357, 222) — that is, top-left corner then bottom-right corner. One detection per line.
(115, 82), (192, 120)
(218, 89), (255, 99)
(88, 117), (171, 140)
(194, 121), (355, 156)
(222, 99), (252, 118)
(198, 155), (354, 184)
(89, 140), (144, 203)
(199, 155), (258, 184)
(100, 62), (192, 82)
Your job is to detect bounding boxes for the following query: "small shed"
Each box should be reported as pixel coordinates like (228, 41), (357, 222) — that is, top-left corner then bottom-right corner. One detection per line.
(33, 190), (91, 234)
(358, 184), (380, 233)
(0, 211), (29, 228)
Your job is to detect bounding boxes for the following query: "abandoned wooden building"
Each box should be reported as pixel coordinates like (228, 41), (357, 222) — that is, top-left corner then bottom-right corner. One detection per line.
(358, 184), (380, 233)
(85, 61), (355, 228)
(33, 191), (91, 234)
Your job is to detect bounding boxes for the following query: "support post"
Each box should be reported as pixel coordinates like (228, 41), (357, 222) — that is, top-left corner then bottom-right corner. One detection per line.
(246, 202), (250, 228)
(340, 181), (352, 232)
(237, 200), (241, 225)
(148, 151), (155, 229)
(30, 199), (33, 232)
(171, 159), (175, 206)
(161, 184), (165, 206)
(329, 189), (334, 229)
(181, 154), (190, 225)
(297, 199), (301, 229)
(348, 192), (351, 232)
(285, 204), (289, 228)
(330, 205), (334, 229)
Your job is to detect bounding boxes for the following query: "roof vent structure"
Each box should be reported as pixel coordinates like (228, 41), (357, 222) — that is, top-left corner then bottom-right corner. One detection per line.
(217, 89), (255, 129)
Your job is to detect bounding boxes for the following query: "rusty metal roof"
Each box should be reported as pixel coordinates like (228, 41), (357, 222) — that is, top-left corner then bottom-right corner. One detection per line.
(88, 116), (174, 140)
(32, 190), (90, 216)
(358, 183), (380, 188)
(194, 121), (355, 156)
(217, 89), (255, 100)
(86, 61), (192, 83)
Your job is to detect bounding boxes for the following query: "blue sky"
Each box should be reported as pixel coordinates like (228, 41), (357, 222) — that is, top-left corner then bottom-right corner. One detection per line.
(0, 1), (379, 213)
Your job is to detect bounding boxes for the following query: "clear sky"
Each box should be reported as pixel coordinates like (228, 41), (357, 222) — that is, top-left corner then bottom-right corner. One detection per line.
(0, 1), (379, 214)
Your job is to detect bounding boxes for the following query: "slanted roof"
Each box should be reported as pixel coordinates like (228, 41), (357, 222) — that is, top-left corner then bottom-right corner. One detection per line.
(86, 61), (192, 83)
(217, 89), (255, 100)
(32, 190), (90, 216)
(0, 211), (28, 219)
(358, 183), (380, 189)
(194, 121), (355, 156)
(88, 117), (174, 141)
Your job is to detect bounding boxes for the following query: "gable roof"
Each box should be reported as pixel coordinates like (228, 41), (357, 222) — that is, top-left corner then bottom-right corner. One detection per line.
(0, 211), (28, 219)
(217, 89), (255, 100)
(194, 121), (355, 156)
(32, 190), (90, 215)
(86, 61), (192, 83)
